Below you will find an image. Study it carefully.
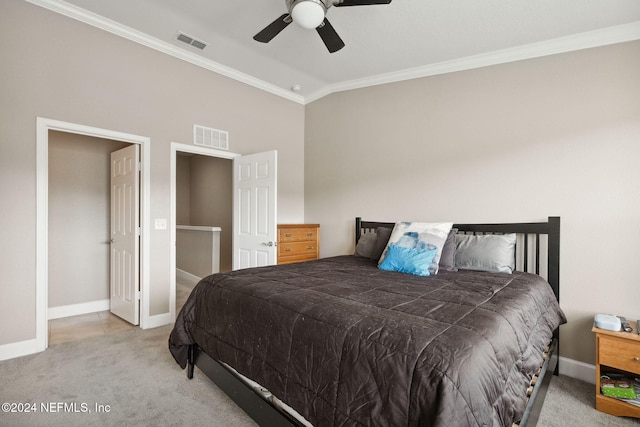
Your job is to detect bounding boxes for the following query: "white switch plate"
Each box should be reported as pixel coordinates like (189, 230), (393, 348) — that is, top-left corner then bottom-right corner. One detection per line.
(154, 218), (167, 230)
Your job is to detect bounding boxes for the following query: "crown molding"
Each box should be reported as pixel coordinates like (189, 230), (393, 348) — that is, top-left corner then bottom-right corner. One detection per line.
(304, 20), (640, 103)
(25, 0), (306, 104)
(25, 1), (640, 105)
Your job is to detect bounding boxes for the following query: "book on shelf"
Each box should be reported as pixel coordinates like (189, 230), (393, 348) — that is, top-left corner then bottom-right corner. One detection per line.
(601, 374), (640, 406)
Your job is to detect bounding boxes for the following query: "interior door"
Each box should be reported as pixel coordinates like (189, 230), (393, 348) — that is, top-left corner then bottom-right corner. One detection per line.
(110, 144), (140, 324)
(233, 150), (277, 270)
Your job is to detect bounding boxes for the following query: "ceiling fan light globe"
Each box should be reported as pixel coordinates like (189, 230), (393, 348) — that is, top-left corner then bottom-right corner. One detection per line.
(291, 0), (325, 29)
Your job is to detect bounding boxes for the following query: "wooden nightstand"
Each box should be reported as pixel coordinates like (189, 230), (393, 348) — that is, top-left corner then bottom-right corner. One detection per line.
(277, 224), (320, 265)
(592, 322), (640, 418)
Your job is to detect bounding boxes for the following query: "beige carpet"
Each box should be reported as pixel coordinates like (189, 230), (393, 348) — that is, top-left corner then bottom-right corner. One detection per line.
(538, 374), (640, 426)
(1, 318), (639, 426)
(0, 324), (256, 427)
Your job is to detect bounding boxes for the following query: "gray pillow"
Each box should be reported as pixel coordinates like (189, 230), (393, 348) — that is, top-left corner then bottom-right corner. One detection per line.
(455, 233), (516, 274)
(370, 227), (392, 262)
(438, 228), (458, 271)
(355, 231), (377, 258)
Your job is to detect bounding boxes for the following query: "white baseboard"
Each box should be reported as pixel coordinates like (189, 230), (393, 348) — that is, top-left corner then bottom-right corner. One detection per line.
(0, 338), (43, 362)
(559, 356), (596, 384)
(176, 268), (201, 288)
(48, 299), (110, 320)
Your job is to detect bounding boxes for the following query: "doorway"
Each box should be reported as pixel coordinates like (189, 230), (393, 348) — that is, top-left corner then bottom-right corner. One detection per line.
(36, 118), (151, 352)
(169, 143), (239, 320)
(48, 131), (129, 312)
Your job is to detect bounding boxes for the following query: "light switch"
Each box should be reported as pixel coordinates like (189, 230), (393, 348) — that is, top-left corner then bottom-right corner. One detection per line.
(154, 218), (167, 230)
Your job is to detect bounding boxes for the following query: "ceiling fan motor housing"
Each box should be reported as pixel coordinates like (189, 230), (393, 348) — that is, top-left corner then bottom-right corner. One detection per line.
(288, 0), (327, 29)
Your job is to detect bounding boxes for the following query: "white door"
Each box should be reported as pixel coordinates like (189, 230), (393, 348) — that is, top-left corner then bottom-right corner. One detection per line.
(233, 150), (277, 270)
(110, 144), (140, 324)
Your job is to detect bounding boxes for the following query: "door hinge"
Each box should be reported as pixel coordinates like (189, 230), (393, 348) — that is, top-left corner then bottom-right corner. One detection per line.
(136, 290), (141, 301)
(137, 227), (142, 236)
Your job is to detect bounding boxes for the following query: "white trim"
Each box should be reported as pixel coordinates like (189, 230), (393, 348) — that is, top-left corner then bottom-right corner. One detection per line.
(24, 0), (305, 105)
(559, 356), (596, 384)
(0, 339), (40, 362)
(36, 117), (151, 357)
(177, 225), (222, 232)
(176, 269), (202, 288)
(305, 21), (640, 103)
(170, 142), (240, 324)
(48, 299), (110, 320)
(25, 1), (640, 105)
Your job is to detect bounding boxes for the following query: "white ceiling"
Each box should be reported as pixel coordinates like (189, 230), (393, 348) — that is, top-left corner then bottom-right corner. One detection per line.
(29, 0), (640, 104)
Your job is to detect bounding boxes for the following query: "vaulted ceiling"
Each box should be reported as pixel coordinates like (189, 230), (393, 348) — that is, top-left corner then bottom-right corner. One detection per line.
(28, 0), (640, 103)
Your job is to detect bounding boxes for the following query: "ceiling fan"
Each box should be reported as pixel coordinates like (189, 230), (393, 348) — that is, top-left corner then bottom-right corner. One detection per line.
(253, 0), (392, 53)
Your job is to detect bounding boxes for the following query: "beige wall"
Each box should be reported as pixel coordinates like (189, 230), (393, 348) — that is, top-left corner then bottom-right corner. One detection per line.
(304, 40), (640, 365)
(176, 154), (233, 273)
(189, 156), (233, 272)
(0, 1), (304, 346)
(176, 228), (220, 278)
(48, 131), (129, 308)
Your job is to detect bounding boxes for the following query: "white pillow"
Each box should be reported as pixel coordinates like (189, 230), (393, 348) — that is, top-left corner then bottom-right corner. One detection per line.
(378, 221), (453, 275)
(455, 233), (517, 274)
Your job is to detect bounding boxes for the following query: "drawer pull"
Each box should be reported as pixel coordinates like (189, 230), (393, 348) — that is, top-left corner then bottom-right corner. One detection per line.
(306, 245), (314, 250)
(634, 357), (640, 361)
(285, 247), (292, 252)
(285, 233), (292, 237)
(306, 233), (313, 237)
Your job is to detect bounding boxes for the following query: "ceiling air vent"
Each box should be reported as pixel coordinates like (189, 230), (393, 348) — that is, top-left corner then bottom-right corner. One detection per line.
(176, 31), (207, 50)
(194, 124), (229, 150)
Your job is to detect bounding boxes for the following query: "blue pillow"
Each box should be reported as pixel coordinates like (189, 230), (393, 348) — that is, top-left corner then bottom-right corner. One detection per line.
(378, 244), (438, 276)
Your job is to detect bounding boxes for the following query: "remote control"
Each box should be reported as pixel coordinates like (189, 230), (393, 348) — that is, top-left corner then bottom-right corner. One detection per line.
(618, 316), (632, 333)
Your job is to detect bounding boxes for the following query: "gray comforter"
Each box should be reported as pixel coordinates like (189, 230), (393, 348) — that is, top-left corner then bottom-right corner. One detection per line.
(169, 255), (566, 426)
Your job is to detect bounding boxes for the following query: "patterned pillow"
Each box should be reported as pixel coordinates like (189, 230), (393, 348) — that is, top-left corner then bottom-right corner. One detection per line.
(378, 221), (454, 275)
(379, 244), (438, 276)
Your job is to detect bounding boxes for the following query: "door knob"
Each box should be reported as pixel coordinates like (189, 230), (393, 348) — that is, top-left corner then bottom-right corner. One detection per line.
(262, 241), (275, 247)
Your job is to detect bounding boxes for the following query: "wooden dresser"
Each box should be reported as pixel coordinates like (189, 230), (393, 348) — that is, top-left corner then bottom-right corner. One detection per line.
(277, 224), (320, 265)
(592, 322), (640, 418)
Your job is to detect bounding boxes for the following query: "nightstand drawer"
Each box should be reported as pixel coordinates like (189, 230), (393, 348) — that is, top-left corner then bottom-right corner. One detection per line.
(599, 335), (640, 375)
(279, 228), (318, 242)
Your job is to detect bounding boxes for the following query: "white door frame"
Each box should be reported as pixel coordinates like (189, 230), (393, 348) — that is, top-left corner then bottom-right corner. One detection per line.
(169, 142), (239, 321)
(36, 117), (151, 352)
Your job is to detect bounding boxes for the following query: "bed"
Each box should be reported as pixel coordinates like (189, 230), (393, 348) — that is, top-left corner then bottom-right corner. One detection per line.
(169, 217), (566, 427)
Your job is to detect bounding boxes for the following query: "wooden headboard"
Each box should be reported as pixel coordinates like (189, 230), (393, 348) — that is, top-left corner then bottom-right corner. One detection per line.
(355, 217), (560, 304)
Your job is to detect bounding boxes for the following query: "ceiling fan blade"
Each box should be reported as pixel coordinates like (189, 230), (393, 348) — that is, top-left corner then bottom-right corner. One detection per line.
(334, 0), (391, 6)
(253, 14), (292, 43)
(316, 18), (345, 53)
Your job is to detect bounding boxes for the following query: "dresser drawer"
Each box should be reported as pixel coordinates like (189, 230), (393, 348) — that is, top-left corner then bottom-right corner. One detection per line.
(279, 241), (317, 257)
(599, 335), (640, 375)
(279, 228), (318, 242)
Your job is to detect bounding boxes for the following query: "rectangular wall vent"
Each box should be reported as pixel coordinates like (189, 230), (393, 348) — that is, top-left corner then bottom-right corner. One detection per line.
(194, 124), (229, 150)
(176, 31), (207, 50)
